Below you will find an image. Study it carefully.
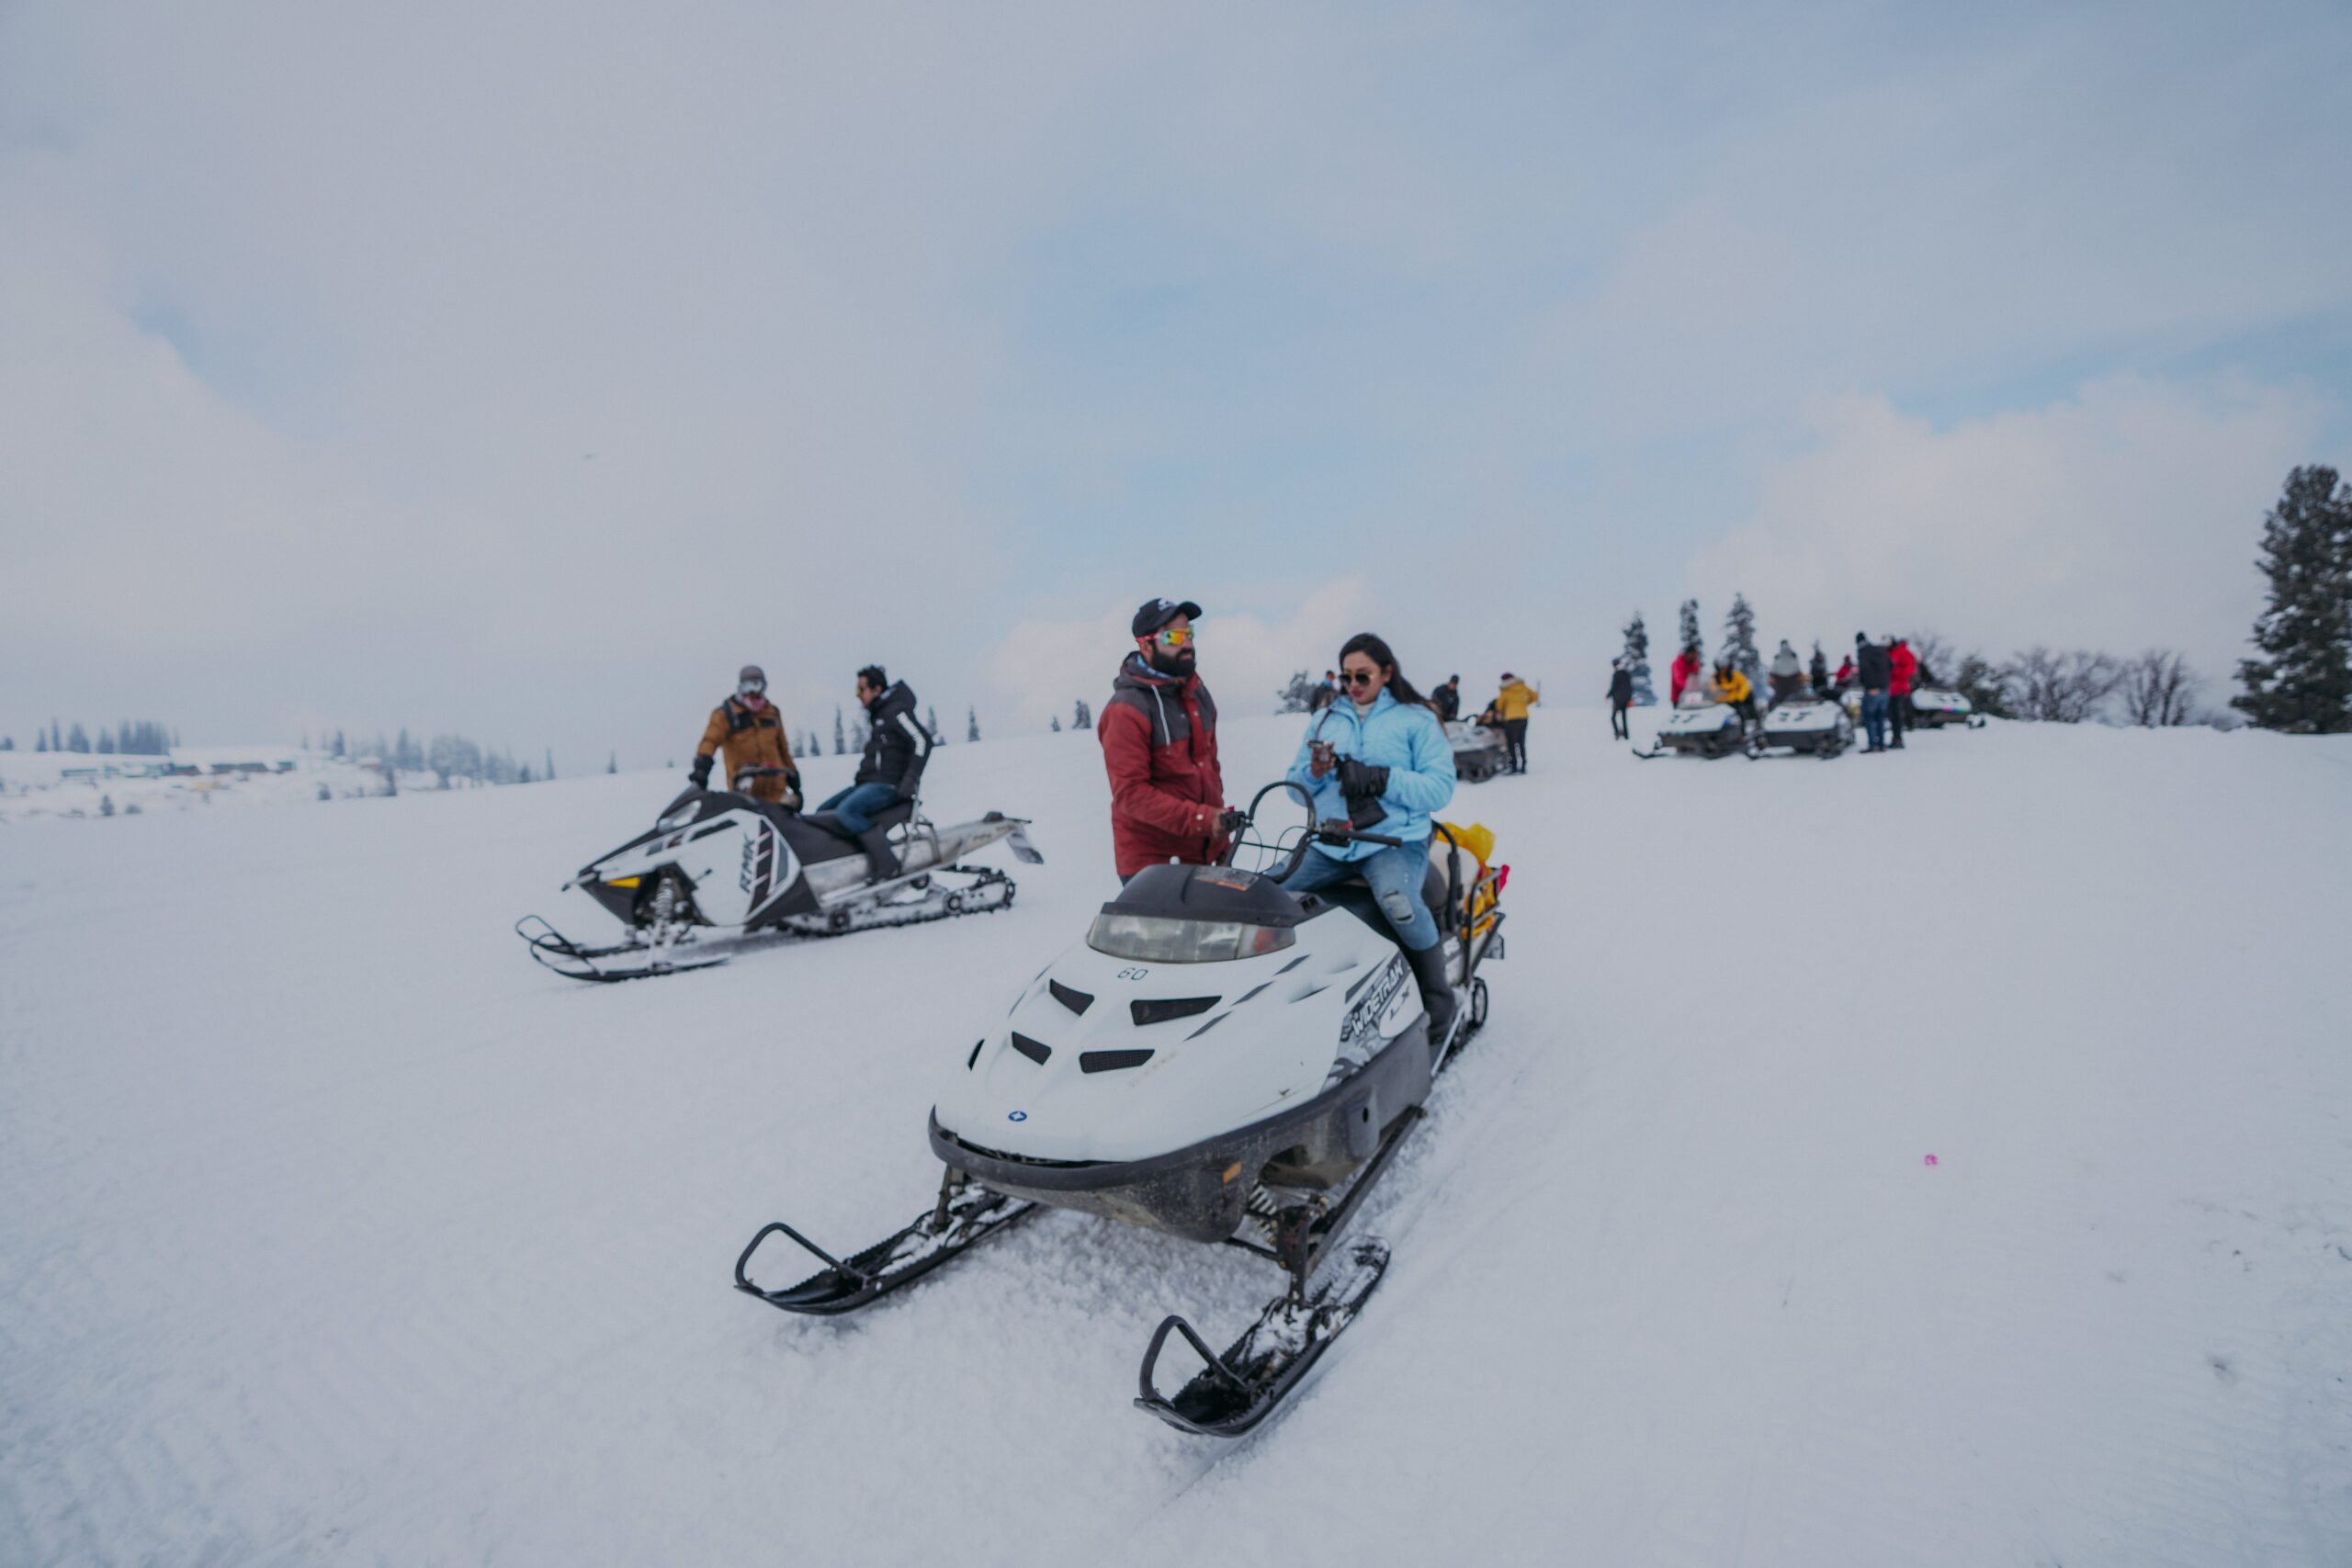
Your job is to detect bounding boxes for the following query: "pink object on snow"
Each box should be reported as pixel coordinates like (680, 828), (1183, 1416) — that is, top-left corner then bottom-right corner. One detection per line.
(1923, 1154), (1939, 1167)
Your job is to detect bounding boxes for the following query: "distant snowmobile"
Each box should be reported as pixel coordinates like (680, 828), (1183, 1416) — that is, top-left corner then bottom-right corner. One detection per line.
(514, 772), (1040, 982)
(1907, 687), (1985, 728)
(733, 782), (1509, 1438)
(1753, 694), (1853, 758)
(1447, 718), (1510, 783)
(1633, 699), (1753, 760)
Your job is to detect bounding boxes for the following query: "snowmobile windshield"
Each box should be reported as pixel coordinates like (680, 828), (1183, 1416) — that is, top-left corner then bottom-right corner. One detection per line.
(1086, 913), (1295, 964)
(655, 793), (705, 831)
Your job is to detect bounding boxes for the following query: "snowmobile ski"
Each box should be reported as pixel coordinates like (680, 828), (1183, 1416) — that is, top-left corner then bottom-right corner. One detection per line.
(733, 1174), (1039, 1316)
(513, 914), (731, 983)
(1136, 1237), (1390, 1438)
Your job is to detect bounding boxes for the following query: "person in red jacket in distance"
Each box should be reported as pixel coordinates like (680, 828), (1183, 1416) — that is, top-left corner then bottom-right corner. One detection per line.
(1887, 634), (1918, 750)
(1099, 598), (1231, 883)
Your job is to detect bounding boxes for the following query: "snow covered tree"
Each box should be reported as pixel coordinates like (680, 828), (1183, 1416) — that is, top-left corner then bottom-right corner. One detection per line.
(2119, 649), (2200, 727)
(67, 723), (89, 752)
(1721, 593), (1762, 685)
(1621, 612), (1655, 705)
(36, 729), (47, 751)
(833, 706), (847, 754)
(926, 704), (943, 742)
(2234, 465), (2351, 733)
(333, 730), (346, 758)
(1677, 599), (1703, 663)
(1277, 671), (1319, 713)
(1953, 653), (2013, 718)
(1073, 698), (1091, 730)
(967, 705), (980, 742)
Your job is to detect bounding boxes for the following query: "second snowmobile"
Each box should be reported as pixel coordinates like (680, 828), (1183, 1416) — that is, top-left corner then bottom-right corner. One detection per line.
(1634, 698), (1753, 759)
(1906, 687), (1984, 728)
(515, 771), (1040, 981)
(1753, 694), (1853, 758)
(1446, 718), (1510, 783)
(733, 783), (1509, 1438)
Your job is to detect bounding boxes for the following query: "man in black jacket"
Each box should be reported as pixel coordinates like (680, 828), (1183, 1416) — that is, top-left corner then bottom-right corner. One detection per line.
(816, 665), (933, 876)
(1432, 675), (1463, 723)
(1855, 634), (1894, 752)
(1607, 659), (1634, 740)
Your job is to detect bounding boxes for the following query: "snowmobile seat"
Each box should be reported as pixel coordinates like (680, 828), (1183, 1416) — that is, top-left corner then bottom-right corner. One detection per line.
(802, 798), (918, 846)
(1314, 858), (1454, 945)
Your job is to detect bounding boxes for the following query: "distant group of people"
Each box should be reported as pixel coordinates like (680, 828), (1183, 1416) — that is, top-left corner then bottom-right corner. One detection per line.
(1621, 632), (1928, 753)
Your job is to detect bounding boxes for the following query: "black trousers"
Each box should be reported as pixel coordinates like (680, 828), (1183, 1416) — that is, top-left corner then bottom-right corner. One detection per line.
(1502, 718), (1529, 771)
(1610, 702), (1630, 739)
(1889, 694), (1908, 745)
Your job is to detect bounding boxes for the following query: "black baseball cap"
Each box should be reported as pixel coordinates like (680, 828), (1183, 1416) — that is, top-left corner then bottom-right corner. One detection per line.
(1132, 598), (1203, 637)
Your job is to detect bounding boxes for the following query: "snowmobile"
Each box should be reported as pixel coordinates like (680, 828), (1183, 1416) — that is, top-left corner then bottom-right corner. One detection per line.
(514, 767), (1041, 982)
(732, 781), (1509, 1438)
(1634, 697), (1754, 760)
(1907, 687), (1985, 728)
(1447, 717), (1510, 783)
(1753, 694), (1853, 758)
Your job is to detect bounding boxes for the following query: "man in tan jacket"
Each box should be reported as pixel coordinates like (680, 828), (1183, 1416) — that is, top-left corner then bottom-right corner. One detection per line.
(690, 665), (800, 807)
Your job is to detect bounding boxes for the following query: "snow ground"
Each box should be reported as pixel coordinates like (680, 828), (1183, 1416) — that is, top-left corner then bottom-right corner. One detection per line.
(3, 709), (2348, 1566)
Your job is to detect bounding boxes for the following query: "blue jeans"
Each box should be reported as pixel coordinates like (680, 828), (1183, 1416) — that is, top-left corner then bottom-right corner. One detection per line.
(1860, 692), (1889, 750)
(819, 782), (899, 834)
(1278, 842), (1438, 953)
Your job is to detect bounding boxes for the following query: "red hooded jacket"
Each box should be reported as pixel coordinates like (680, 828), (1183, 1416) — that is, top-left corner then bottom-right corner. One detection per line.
(1669, 649), (1703, 705)
(1099, 655), (1226, 878)
(1889, 641), (1917, 696)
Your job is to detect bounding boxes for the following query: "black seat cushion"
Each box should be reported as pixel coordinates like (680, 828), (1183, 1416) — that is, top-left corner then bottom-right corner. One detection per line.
(803, 799), (916, 843)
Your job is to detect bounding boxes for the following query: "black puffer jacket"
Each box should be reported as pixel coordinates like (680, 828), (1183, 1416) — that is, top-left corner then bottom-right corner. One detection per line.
(1856, 642), (1893, 693)
(855, 681), (933, 796)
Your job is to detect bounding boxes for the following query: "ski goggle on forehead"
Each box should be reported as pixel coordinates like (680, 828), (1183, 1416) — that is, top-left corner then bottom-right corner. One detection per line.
(1152, 626), (1196, 648)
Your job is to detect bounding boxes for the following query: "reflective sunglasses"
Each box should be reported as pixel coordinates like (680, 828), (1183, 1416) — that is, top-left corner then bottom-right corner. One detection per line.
(738, 680), (766, 696)
(1341, 669), (1382, 687)
(1154, 626), (1196, 648)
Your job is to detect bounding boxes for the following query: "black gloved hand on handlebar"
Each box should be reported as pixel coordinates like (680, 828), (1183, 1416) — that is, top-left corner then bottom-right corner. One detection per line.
(688, 755), (713, 789)
(1216, 808), (1249, 839)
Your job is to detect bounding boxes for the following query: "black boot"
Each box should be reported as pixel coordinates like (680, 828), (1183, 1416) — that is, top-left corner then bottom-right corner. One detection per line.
(856, 827), (900, 881)
(1405, 942), (1458, 1045)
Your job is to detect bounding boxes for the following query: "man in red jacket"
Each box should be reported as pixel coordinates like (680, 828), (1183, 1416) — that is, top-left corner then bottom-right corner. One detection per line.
(1100, 598), (1229, 882)
(1887, 635), (1917, 750)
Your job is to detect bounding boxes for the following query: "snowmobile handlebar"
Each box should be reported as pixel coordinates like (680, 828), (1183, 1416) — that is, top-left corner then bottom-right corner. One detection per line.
(1227, 780), (1404, 878)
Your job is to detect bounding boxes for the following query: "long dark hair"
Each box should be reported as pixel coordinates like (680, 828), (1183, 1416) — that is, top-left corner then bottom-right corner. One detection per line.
(1338, 632), (1438, 714)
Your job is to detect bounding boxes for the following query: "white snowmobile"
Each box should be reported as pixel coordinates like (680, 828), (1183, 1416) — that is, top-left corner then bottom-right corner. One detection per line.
(1634, 693), (1754, 759)
(515, 770), (1040, 982)
(1907, 687), (1984, 728)
(733, 782), (1509, 1438)
(1447, 717), (1510, 782)
(1753, 694), (1853, 758)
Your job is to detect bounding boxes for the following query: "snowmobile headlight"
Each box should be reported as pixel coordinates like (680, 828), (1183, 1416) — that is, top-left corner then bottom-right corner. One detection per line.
(656, 800), (703, 831)
(1086, 914), (1295, 964)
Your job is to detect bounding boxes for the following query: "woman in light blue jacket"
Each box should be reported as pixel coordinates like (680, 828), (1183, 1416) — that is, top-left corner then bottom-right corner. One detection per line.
(1282, 632), (1460, 1037)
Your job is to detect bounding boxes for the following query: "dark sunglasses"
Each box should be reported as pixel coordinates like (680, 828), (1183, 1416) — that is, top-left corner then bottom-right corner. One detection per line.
(1340, 669), (1382, 687)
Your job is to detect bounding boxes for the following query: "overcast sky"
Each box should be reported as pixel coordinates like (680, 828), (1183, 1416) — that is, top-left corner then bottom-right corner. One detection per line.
(5, 1), (2347, 764)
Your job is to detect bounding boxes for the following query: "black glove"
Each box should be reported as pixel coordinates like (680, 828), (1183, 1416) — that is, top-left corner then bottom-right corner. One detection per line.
(785, 767), (802, 795)
(1216, 808), (1249, 839)
(1337, 759), (1390, 805)
(895, 780), (919, 801)
(689, 755), (713, 789)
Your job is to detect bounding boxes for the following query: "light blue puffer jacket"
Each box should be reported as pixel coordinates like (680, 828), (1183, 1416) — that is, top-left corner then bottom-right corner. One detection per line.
(1283, 687), (1457, 862)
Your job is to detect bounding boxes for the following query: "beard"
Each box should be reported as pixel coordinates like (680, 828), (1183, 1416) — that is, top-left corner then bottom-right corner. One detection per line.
(1146, 645), (1196, 678)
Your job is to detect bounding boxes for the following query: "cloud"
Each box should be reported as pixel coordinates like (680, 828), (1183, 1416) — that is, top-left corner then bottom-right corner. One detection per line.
(988, 577), (1374, 732)
(1688, 376), (2332, 677)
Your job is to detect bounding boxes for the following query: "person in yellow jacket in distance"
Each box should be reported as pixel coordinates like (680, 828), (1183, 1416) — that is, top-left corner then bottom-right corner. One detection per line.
(1492, 672), (1539, 773)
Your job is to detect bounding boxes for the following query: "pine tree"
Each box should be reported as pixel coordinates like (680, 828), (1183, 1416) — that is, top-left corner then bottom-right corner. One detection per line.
(1678, 600), (1703, 664)
(967, 705), (980, 742)
(0, 737), (11, 750)
(334, 730), (346, 758)
(1621, 612), (1655, 705)
(833, 705), (847, 754)
(96, 729), (115, 754)
(2234, 465), (2352, 733)
(606, 752), (618, 774)
(1050, 716), (1062, 732)
(925, 704), (943, 742)
(1073, 698), (1091, 730)
(1722, 593), (1762, 684)
(67, 723), (89, 753)
(544, 748), (556, 780)
(36, 729), (48, 752)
